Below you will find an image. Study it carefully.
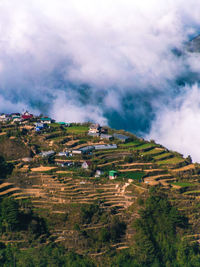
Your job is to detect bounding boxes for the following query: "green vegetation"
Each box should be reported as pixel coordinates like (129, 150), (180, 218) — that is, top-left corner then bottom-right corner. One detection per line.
(157, 157), (185, 165)
(142, 148), (164, 156)
(1, 119), (200, 265)
(119, 140), (142, 147)
(133, 143), (156, 150)
(0, 156), (13, 178)
(183, 190), (200, 195)
(0, 137), (30, 160)
(112, 192), (200, 267)
(67, 126), (89, 134)
(118, 171), (145, 181)
(0, 244), (96, 267)
(171, 182), (197, 187)
(153, 152), (173, 160)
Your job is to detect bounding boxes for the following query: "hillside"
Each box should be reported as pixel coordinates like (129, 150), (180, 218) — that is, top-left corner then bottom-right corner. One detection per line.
(0, 118), (200, 266)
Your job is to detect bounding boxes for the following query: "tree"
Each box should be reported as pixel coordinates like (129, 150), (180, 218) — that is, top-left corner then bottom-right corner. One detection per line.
(0, 198), (20, 231)
(0, 156), (13, 178)
(133, 193), (189, 266)
(186, 155), (192, 164)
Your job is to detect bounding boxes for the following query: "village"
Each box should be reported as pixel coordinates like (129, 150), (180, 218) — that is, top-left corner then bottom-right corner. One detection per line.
(0, 110), (197, 185)
(0, 110), (200, 256)
(0, 111), (133, 181)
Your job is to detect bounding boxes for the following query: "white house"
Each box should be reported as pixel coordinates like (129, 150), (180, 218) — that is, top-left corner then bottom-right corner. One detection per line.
(88, 123), (101, 134)
(82, 161), (92, 169)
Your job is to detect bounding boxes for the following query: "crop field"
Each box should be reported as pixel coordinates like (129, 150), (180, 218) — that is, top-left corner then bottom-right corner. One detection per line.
(132, 143), (156, 150)
(156, 157), (185, 165)
(66, 126), (89, 134)
(170, 182), (197, 188)
(142, 148), (164, 156)
(153, 152), (173, 160)
(118, 171), (145, 180)
(119, 141), (142, 147)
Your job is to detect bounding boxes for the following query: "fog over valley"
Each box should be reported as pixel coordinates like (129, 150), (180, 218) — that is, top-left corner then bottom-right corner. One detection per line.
(1, 0), (200, 160)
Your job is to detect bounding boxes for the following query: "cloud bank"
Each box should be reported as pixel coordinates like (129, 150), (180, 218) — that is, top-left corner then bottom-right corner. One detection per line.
(1, 1), (200, 159)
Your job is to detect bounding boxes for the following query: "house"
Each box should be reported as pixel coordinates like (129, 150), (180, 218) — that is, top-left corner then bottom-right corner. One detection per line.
(11, 112), (20, 117)
(95, 170), (103, 178)
(113, 133), (130, 142)
(22, 111), (33, 120)
(94, 144), (117, 150)
(40, 150), (55, 157)
(58, 122), (70, 127)
(35, 122), (46, 131)
(71, 146), (94, 155)
(100, 134), (113, 140)
(82, 161), (92, 169)
(12, 116), (22, 123)
(71, 149), (82, 155)
(88, 123), (101, 134)
(40, 117), (54, 124)
(109, 170), (118, 180)
(56, 161), (73, 167)
(78, 145), (95, 154)
(11, 113), (21, 120)
(0, 114), (9, 122)
(58, 151), (69, 157)
(88, 132), (100, 138)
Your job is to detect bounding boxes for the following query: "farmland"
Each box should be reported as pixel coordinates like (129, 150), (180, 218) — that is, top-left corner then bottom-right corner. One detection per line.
(1, 119), (200, 265)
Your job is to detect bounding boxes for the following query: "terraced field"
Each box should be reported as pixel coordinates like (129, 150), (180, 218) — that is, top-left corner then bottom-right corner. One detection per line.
(19, 173), (135, 210)
(1, 122), (200, 251)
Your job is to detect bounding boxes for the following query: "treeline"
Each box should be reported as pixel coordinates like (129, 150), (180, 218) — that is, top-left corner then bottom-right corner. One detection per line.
(0, 193), (200, 266)
(112, 190), (200, 267)
(0, 197), (48, 238)
(0, 244), (95, 267)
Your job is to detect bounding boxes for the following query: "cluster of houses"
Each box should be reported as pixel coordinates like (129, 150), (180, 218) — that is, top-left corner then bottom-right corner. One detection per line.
(88, 123), (130, 142)
(0, 111), (54, 125)
(38, 123), (130, 163)
(39, 143), (118, 161)
(88, 123), (113, 140)
(0, 113), (131, 180)
(0, 111), (71, 132)
(0, 111), (34, 123)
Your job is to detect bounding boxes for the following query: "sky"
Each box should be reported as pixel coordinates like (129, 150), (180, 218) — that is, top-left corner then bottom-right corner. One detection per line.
(1, 0), (200, 161)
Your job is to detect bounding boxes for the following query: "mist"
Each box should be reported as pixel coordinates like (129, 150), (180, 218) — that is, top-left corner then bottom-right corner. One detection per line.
(1, 1), (200, 160)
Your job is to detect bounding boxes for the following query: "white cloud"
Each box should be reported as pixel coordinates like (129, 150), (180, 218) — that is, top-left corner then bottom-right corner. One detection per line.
(50, 91), (107, 124)
(148, 84), (200, 162)
(0, 95), (29, 113)
(0, 0), (200, 159)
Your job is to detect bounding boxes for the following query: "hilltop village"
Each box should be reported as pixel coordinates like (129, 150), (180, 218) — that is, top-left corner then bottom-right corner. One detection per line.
(1, 110), (200, 265)
(0, 110), (194, 184)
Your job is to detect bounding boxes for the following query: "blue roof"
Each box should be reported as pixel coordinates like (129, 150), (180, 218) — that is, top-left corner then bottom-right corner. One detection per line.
(94, 144), (117, 150)
(113, 133), (129, 141)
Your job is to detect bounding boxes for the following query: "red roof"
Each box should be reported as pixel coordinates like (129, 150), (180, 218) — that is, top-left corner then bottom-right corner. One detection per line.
(22, 114), (33, 120)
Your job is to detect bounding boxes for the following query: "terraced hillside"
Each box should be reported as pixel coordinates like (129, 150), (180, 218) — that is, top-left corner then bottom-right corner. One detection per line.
(1, 120), (200, 254)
